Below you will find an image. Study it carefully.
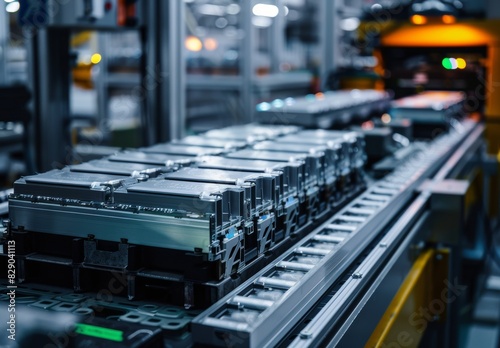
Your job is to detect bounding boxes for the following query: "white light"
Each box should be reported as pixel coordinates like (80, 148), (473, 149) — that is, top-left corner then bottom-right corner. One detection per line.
(284, 6), (289, 16)
(6, 1), (19, 12)
(4, 0), (16, 3)
(252, 16), (273, 27)
(252, 4), (279, 18)
(257, 102), (271, 111)
(340, 17), (360, 31)
(272, 99), (284, 108)
(449, 58), (458, 69)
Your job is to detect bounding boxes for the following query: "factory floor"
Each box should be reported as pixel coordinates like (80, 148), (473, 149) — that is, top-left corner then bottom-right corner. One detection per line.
(463, 262), (500, 348)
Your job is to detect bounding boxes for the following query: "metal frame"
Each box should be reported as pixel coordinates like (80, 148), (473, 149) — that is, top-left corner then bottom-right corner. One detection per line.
(30, 28), (71, 171)
(27, 1), (186, 171)
(319, 0), (337, 89)
(0, 9), (7, 84)
(186, 0), (313, 124)
(163, 0), (186, 142)
(269, 0), (285, 74)
(241, 0), (255, 123)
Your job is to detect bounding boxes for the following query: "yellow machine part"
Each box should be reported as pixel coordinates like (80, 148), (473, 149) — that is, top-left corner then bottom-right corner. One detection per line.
(366, 249), (449, 348)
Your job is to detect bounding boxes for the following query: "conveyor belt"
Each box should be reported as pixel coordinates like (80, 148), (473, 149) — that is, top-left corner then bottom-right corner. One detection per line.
(191, 120), (478, 347)
(284, 122), (485, 348)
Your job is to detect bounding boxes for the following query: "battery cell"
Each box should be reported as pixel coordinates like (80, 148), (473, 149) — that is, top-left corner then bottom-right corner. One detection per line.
(171, 136), (247, 149)
(70, 159), (166, 177)
(13, 170), (130, 202)
(108, 151), (194, 166)
(141, 144), (224, 156)
(226, 149), (322, 189)
(114, 179), (249, 227)
(196, 156), (304, 202)
(164, 167), (279, 213)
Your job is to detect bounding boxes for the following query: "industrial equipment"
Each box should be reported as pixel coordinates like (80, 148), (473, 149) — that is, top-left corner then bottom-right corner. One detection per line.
(0, 108), (490, 347)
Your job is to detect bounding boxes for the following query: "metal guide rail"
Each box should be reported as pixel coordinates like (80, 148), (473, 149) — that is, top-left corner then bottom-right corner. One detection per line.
(285, 123), (486, 348)
(191, 120), (478, 347)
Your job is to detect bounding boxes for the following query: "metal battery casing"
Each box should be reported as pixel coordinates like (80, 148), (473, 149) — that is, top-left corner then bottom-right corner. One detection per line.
(276, 131), (365, 172)
(255, 90), (390, 128)
(225, 149), (322, 190)
(203, 124), (300, 143)
(196, 156), (301, 202)
(171, 136), (247, 150)
(108, 151), (194, 166)
(70, 159), (166, 177)
(114, 179), (249, 227)
(140, 144), (224, 156)
(163, 167), (278, 214)
(253, 141), (338, 185)
(13, 170), (130, 202)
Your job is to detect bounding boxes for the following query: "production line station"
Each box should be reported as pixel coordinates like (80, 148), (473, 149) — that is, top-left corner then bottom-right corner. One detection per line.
(1, 1), (500, 347)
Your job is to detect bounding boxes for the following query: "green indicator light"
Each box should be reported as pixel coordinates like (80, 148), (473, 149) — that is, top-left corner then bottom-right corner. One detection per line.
(442, 58), (452, 70)
(75, 323), (124, 342)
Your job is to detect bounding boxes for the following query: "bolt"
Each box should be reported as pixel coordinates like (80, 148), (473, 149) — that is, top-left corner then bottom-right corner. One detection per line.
(352, 273), (363, 279)
(379, 242), (388, 248)
(300, 331), (313, 339)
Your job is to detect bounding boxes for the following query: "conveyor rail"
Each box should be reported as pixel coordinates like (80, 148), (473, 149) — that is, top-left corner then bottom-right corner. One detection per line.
(192, 121), (479, 347)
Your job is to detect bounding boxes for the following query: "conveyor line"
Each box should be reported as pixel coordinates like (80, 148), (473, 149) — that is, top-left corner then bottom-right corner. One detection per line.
(191, 121), (478, 347)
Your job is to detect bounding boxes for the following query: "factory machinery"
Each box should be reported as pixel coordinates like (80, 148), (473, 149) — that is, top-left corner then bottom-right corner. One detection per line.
(0, 91), (492, 347)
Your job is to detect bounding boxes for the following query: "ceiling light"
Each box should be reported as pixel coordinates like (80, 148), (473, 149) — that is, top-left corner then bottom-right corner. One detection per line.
(185, 36), (203, 52)
(5, 1), (19, 12)
(441, 14), (456, 24)
(411, 14), (427, 25)
(340, 17), (360, 31)
(252, 4), (279, 18)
